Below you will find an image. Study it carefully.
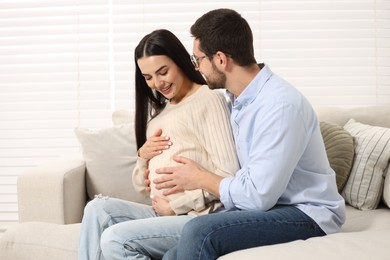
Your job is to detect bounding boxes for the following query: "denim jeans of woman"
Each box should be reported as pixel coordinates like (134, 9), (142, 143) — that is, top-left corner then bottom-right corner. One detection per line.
(78, 196), (194, 260)
(163, 205), (326, 260)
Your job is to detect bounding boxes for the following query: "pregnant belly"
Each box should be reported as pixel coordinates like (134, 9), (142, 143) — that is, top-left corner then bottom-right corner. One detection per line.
(148, 159), (185, 201)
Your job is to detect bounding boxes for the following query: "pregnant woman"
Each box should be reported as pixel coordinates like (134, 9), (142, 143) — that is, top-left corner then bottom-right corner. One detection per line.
(78, 29), (239, 260)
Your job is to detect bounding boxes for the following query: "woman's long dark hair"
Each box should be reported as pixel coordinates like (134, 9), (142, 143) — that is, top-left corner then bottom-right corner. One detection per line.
(134, 29), (206, 149)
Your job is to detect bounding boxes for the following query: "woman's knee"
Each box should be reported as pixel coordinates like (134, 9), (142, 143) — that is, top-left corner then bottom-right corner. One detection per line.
(100, 225), (140, 259)
(100, 227), (120, 257)
(83, 198), (106, 216)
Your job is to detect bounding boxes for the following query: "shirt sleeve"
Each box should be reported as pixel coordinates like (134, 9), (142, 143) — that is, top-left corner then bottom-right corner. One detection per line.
(220, 102), (313, 211)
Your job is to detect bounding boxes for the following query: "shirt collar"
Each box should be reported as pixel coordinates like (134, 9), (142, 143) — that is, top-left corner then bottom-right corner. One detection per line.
(233, 63), (273, 108)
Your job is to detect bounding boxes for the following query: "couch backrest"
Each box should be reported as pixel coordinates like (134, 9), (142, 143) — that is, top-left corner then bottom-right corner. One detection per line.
(314, 106), (390, 128)
(112, 109), (134, 125)
(314, 105), (390, 210)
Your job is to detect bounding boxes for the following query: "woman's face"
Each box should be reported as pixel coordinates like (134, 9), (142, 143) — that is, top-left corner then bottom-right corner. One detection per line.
(137, 55), (186, 102)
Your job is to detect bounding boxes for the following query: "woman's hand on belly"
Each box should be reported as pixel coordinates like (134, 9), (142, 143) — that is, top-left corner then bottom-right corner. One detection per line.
(151, 195), (175, 216)
(143, 169), (151, 193)
(138, 128), (172, 160)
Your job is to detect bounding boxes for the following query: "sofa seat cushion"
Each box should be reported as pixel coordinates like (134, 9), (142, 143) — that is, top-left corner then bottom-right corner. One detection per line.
(218, 227), (390, 260)
(341, 205), (390, 232)
(219, 206), (390, 260)
(0, 222), (80, 260)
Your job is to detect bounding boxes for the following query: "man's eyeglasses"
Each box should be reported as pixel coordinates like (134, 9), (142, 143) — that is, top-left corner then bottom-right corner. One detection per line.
(191, 54), (206, 68)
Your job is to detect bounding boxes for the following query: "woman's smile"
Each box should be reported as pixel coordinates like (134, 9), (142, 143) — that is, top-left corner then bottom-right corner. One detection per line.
(159, 83), (173, 96)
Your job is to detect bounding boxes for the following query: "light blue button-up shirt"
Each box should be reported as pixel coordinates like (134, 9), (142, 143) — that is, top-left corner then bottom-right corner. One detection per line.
(220, 64), (345, 234)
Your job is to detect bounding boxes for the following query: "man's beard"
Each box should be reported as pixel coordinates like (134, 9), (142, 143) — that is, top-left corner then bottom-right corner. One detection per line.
(205, 62), (226, 90)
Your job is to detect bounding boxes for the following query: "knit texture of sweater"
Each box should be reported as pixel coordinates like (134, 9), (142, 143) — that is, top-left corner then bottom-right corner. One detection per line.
(132, 86), (239, 215)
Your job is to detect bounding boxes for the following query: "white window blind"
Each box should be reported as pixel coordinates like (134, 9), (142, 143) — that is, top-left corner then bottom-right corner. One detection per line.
(257, 0), (390, 105)
(0, 0), (389, 228)
(0, 0), (114, 226)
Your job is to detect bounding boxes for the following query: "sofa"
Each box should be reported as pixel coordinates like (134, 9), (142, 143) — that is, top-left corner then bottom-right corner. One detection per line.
(1, 105), (390, 260)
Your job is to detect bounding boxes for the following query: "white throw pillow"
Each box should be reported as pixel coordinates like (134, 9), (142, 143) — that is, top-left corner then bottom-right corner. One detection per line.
(74, 124), (150, 204)
(342, 119), (390, 210)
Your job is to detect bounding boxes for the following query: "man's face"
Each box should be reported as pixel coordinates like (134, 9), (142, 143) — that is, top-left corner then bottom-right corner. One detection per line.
(193, 39), (226, 90)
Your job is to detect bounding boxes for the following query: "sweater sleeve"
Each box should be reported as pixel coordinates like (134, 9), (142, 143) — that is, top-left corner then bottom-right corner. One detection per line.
(198, 90), (239, 179)
(131, 157), (150, 197)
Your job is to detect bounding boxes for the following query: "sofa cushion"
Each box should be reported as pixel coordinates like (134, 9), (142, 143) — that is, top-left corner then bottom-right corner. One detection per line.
(342, 119), (390, 210)
(74, 123), (150, 204)
(320, 121), (354, 192)
(112, 109), (133, 125)
(0, 222), (79, 260)
(383, 167), (390, 208)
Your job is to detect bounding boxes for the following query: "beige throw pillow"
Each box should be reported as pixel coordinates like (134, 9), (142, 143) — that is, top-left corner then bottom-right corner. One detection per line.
(74, 124), (150, 204)
(320, 121), (354, 192)
(342, 119), (390, 210)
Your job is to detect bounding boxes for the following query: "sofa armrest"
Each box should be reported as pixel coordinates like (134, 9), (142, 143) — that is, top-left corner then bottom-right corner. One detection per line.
(17, 156), (87, 224)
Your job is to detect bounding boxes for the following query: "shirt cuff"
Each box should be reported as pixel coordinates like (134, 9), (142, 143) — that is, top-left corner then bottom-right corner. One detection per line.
(219, 176), (235, 210)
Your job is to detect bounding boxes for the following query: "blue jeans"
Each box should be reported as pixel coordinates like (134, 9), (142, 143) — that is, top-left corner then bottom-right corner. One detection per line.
(78, 197), (194, 260)
(163, 206), (326, 260)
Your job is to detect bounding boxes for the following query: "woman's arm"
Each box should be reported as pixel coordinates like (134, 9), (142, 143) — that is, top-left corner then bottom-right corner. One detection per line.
(132, 128), (172, 195)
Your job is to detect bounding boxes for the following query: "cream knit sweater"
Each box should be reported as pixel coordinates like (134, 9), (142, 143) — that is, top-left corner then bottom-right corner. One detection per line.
(132, 86), (239, 216)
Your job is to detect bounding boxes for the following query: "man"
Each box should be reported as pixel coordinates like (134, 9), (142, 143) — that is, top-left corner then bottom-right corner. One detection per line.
(155, 8), (345, 259)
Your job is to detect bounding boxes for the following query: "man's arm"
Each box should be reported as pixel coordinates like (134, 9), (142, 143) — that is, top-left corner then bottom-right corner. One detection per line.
(154, 156), (223, 198)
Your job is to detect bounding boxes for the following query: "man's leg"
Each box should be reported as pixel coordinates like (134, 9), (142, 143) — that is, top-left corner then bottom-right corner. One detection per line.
(164, 206), (325, 260)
